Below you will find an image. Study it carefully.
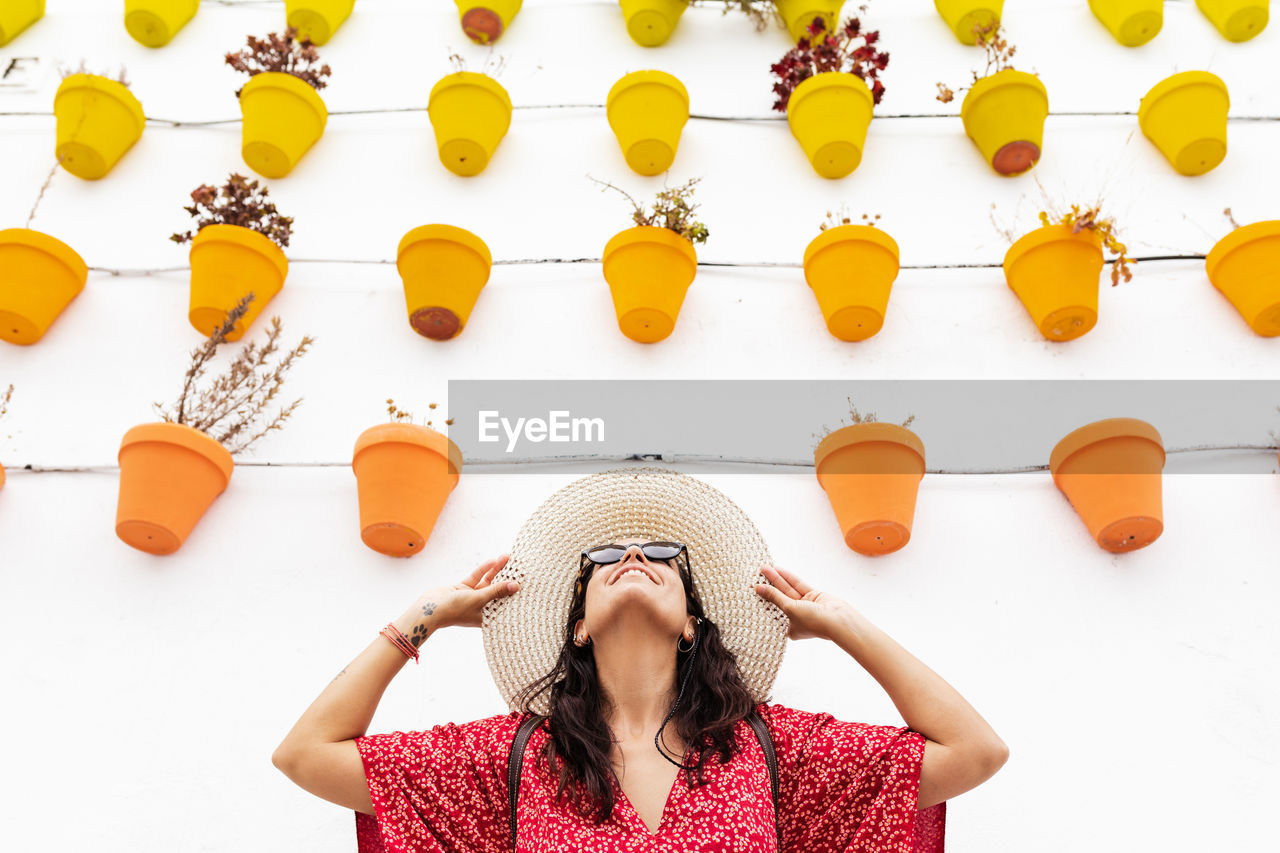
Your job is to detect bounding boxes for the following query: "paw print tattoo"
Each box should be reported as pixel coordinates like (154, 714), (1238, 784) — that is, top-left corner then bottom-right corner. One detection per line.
(410, 624), (428, 647)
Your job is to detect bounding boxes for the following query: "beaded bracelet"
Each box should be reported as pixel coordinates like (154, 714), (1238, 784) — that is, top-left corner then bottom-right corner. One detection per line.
(380, 623), (420, 663)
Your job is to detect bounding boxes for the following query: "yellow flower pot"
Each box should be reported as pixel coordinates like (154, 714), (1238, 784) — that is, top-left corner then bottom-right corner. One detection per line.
(1205, 221), (1280, 336)
(428, 72), (512, 177)
(1196, 0), (1269, 41)
(802, 225), (899, 341)
(124, 0), (199, 47)
(396, 225), (492, 340)
(455, 0), (522, 43)
(0, 228), (88, 346)
(1003, 224), (1104, 342)
(239, 72), (328, 179)
(620, 0), (688, 46)
(786, 72), (874, 179)
(960, 69), (1048, 176)
(934, 0), (1003, 44)
(775, 0), (845, 42)
(606, 70), (689, 176)
(53, 74), (146, 180)
(0, 0), (43, 46)
(286, 0), (355, 45)
(1138, 71), (1228, 176)
(602, 226), (697, 343)
(1088, 0), (1163, 46)
(187, 225), (288, 341)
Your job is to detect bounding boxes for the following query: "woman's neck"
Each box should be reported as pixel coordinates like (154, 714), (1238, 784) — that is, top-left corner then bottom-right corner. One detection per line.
(592, 624), (680, 742)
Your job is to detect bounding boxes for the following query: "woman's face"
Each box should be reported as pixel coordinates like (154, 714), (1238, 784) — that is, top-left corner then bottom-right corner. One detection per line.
(579, 537), (692, 642)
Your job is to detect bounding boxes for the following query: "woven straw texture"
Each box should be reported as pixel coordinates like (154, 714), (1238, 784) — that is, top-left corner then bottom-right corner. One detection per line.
(482, 468), (789, 714)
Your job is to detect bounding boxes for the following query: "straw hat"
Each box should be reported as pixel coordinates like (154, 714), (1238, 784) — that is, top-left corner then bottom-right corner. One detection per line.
(482, 467), (789, 714)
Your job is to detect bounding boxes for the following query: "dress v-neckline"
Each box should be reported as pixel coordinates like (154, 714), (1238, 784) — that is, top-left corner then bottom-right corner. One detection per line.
(611, 764), (685, 837)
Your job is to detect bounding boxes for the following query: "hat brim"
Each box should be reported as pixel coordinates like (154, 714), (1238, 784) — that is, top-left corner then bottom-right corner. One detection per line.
(483, 467), (789, 714)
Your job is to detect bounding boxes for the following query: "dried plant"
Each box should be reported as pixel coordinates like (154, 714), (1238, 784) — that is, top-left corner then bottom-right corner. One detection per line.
(936, 22), (1018, 103)
(386, 398), (453, 429)
(590, 175), (710, 245)
(170, 173), (294, 249)
(224, 28), (331, 97)
(1038, 204), (1135, 286)
(771, 16), (890, 112)
(154, 294), (315, 454)
(820, 204), (881, 231)
(0, 384), (12, 421)
(1224, 207), (1242, 230)
(60, 59), (130, 87)
(447, 51), (507, 78)
(693, 0), (779, 32)
(814, 396), (916, 442)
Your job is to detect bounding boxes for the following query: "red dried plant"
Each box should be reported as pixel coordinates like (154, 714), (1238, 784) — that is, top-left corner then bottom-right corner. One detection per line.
(170, 173), (294, 249)
(224, 27), (331, 97)
(771, 17), (890, 112)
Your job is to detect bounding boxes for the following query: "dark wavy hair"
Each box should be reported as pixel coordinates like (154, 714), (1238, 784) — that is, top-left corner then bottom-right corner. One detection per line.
(514, 547), (757, 823)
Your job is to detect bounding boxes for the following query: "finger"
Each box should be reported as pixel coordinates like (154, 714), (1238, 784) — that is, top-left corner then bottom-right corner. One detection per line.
(754, 583), (791, 611)
(484, 578), (520, 602)
(772, 565), (813, 598)
(467, 555), (509, 588)
(761, 565), (801, 600)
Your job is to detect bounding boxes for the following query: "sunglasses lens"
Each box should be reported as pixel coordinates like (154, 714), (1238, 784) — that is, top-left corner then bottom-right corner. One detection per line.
(643, 544), (682, 561)
(586, 546), (627, 564)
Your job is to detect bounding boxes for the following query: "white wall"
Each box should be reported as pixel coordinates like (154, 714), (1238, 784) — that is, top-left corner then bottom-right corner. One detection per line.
(2, 1), (1278, 850)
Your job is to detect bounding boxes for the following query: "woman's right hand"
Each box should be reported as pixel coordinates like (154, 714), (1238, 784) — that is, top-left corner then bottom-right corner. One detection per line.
(399, 555), (519, 642)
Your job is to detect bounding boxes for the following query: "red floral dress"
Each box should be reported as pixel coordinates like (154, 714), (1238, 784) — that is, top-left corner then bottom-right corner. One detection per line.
(354, 703), (946, 852)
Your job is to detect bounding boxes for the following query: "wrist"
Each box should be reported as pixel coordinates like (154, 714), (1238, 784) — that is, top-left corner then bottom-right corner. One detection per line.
(393, 600), (441, 648)
(825, 607), (876, 650)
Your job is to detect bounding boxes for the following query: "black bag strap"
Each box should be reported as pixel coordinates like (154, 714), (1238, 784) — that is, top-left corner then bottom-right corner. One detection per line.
(507, 710), (780, 850)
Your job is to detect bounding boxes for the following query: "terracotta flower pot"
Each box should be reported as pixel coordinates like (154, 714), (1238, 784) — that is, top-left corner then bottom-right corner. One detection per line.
(116, 422), (234, 555)
(53, 74), (146, 180)
(396, 225), (492, 340)
(802, 225), (899, 341)
(775, 0), (845, 42)
(455, 0), (522, 43)
(1196, 0), (1269, 42)
(814, 423), (926, 556)
(1003, 224), (1104, 342)
(187, 224), (288, 342)
(786, 72), (874, 179)
(607, 70), (689, 176)
(1205, 220), (1280, 336)
(602, 226), (697, 343)
(0, 462), (5, 490)
(960, 70), (1048, 176)
(239, 71), (328, 178)
(428, 72), (512, 177)
(0, 228), (88, 346)
(353, 424), (462, 557)
(1138, 71), (1229, 176)
(0, 0), (43, 46)
(1089, 0), (1163, 46)
(1049, 418), (1165, 553)
(286, 0), (355, 46)
(933, 0), (1003, 43)
(124, 0), (199, 47)
(619, 0), (688, 45)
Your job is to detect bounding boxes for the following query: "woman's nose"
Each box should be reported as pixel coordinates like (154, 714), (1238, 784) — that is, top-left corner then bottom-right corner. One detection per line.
(621, 544), (647, 563)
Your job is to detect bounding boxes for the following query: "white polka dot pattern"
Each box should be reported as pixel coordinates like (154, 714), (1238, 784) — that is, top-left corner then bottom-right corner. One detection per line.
(353, 703), (946, 852)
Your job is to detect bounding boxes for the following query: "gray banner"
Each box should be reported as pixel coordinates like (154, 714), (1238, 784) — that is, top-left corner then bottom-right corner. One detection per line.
(447, 380), (1280, 474)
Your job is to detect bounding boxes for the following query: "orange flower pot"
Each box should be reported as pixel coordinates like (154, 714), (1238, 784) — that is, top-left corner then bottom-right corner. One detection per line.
(0, 228), (89, 346)
(802, 225), (899, 341)
(1003, 224), (1104, 341)
(396, 224), (492, 340)
(1138, 71), (1229, 177)
(1205, 221), (1280, 336)
(814, 423), (926, 556)
(187, 224), (288, 342)
(602, 226), (697, 343)
(116, 422), (234, 555)
(1050, 418), (1165, 553)
(786, 72), (875, 179)
(0, 462), (5, 489)
(54, 73), (146, 179)
(353, 423), (462, 557)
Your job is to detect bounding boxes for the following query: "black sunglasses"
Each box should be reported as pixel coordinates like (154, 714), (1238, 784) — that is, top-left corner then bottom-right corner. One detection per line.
(576, 541), (689, 595)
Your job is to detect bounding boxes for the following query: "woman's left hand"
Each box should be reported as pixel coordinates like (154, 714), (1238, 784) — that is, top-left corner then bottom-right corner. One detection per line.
(754, 565), (860, 641)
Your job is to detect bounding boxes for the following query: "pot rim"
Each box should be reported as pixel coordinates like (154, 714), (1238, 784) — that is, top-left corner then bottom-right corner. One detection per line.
(191, 223), (289, 280)
(397, 224), (492, 269)
(1205, 219), (1280, 282)
(353, 422), (463, 477)
(602, 225), (698, 267)
(54, 73), (146, 136)
(428, 70), (513, 111)
(0, 227), (89, 281)
(803, 223), (899, 271)
(814, 422), (925, 470)
(240, 70), (329, 120)
(1138, 70), (1229, 125)
(960, 68), (1047, 115)
(1049, 417), (1165, 475)
(119, 421), (234, 486)
(606, 69), (690, 114)
(788, 70), (874, 115)
(1003, 223), (1103, 275)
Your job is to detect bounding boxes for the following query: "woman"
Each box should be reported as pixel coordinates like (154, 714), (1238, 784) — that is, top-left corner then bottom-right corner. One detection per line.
(273, 469), (1008, 852)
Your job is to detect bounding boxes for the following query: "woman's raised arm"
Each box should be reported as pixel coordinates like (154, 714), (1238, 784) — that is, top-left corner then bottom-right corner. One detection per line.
(755, 565), (1008, 810)
(271, 555), (518, 813)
